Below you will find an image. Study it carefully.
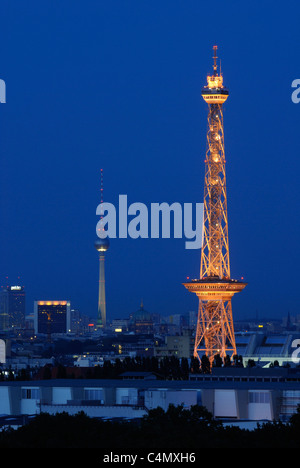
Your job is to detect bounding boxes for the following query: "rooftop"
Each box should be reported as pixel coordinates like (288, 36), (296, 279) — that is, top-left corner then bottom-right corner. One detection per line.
(1, 367), (300, 391)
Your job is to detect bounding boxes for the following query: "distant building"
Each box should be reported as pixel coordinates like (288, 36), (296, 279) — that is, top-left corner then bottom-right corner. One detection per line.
(0, 286), (26, 330)
(70, 308), (81, 334)
(34, 301), (71, 336)
(189, 310), (197, 329)
(154, 330), (193, 359)
(115, 334), (154, 357)
(111, 319), (129, 333)
(167, 314), (183, 327)
(129, 301), (153, 334)
(157, 321), (168, 334)
(25, 313), (34, 330)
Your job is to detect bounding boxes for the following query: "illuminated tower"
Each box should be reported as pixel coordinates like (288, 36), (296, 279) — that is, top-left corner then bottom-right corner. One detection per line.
(183, 46), (246, 365)
(95, 169), (109, 329)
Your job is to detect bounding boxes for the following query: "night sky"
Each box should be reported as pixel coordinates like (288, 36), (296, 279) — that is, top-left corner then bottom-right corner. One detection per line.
(0, 0), (300, 322)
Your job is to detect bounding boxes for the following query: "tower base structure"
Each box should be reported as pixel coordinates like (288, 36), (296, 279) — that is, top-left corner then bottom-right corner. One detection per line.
(183, 278), (247, 365)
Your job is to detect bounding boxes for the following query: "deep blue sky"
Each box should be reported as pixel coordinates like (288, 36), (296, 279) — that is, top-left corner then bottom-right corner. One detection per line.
(0, 0), (300, 322)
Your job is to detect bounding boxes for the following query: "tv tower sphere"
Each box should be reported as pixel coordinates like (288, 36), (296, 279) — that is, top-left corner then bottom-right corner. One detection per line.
(94, 236), (110, 252)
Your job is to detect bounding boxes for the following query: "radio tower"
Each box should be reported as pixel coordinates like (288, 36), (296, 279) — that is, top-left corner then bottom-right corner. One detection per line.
(183, 46), (246, 365)
(95, 169), (109, 329)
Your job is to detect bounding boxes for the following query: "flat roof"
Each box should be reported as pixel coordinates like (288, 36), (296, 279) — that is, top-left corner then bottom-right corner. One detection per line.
(0, 376), (299, 391)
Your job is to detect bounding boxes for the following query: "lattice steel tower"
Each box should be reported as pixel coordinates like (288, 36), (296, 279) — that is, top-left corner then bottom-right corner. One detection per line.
(183, 46), (246, 365)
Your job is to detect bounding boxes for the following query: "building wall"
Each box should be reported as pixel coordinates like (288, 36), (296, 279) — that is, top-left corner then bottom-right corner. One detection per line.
(52, 387), (72, 404)
(10, 387), (22, 414)
(0, 387), (10, 414)
(0, 377), (298, 421)
(115, 387), (138, 405)
(145, 390), (197, 411)
(248, 390), (272, 420)
(236, 390), (249, 419)
(214, 390), (238, 418)
(21, 386), (40, 414)
(201, 389), (214, 414)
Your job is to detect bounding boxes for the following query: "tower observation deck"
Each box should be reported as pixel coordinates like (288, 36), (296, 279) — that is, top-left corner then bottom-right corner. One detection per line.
(183, 46), (247, 365)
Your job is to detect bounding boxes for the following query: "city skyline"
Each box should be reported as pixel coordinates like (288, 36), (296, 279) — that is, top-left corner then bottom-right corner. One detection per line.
(1, 1), (300, 323)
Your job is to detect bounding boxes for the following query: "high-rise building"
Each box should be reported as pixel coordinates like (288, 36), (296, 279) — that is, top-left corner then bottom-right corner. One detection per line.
(95, 169), (109, 329)
(70, 308), (81, 334)
(0, 286), (26, 330)
(183, 46), (247, 365)
(33, 301), (71, 337)
(111, 318), (129, 333)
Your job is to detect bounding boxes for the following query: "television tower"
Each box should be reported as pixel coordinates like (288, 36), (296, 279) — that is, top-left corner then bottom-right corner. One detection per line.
(94, 169), (109, 329)
(183, 46), (247, 365)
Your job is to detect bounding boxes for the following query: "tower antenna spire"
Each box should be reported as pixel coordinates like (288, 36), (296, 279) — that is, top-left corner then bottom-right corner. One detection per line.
(213, 45), (218, 74)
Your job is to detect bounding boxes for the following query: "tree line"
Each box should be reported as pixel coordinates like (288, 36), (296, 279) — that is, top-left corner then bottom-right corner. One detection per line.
(0, 352), (286, 382)
(0, 403), (300, 448)
(0, 352), (282, 381)
(36, 353), (250, 380)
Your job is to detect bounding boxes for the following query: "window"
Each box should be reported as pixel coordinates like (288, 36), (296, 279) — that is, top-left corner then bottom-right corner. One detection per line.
(249, 392), (270, 404)
(84, 388), (103, 400)
(22, 388), (40, 399)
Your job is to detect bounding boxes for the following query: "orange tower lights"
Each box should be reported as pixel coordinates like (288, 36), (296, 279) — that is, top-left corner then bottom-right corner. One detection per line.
(183, 46), (247, 366)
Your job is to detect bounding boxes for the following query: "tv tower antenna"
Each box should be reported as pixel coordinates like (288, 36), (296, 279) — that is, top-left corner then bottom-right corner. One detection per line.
(183, 46), (247, 366)
(100, 168), (104, 214)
